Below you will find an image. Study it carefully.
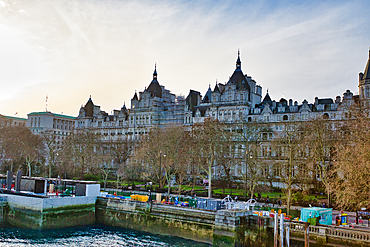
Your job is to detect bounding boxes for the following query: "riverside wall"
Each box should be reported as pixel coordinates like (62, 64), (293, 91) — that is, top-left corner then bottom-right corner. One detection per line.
(96, 197), (216, 244)
(4, 195), (96, 229)
(95, 197), (273, 246)
(2, 194), (370, 246)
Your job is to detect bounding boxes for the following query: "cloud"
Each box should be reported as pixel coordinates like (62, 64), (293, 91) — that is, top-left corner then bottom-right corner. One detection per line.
(0, 0), (369, 118)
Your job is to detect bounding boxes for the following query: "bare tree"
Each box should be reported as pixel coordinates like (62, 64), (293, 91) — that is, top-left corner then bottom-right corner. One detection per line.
(0, 125), (24, 172)
(104, 138), (133, 189)
(160, 125), (189, 195)
(191, 118), (228, 198)
(331, 105), (370, 210)
(234, 121), (266, 200)
(133, 128), (166, 189)
(60, 130), (101, 179)
(273, 122), (305, 214)
(301, 117), (336, 205)
(40, 130), (59, 178)
(0, 126), (44, 176)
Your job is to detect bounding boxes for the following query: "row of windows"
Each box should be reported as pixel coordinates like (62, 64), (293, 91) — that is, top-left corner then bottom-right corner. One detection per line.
(247, 113), (334, 123)
(218, 163), (311, 178)
(53, 119), (74, 130)
(100, 130), (148, 136)
(0, 120), (26, 126)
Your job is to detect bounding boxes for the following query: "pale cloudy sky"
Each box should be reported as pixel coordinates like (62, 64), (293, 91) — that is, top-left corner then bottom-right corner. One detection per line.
(0, 0), (369, 118)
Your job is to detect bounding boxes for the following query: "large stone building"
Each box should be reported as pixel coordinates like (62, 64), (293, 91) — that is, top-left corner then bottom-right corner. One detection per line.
(76, 65), (187, 141)
(74, 49), (370, 139)
(27, 111), (76, 148)
(72, 48), (370, 185)
(0, 114), (27, 127)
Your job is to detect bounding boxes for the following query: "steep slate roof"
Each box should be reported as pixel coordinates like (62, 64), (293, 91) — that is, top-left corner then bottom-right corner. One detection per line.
(225, 51), (250, 91)
(262, 92), (272, 103)
(203, 86), (212, 103)
(132, 92), (138, 101)
(146, 64), (162, 98)
(362, 48), (370, 80)
(213, 83), (220, 93)
(84, 96), (94, 117)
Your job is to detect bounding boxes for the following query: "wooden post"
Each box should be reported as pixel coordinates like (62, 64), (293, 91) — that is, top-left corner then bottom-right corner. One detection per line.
(285, 224), (290, 247)
(304, 222), (310, 247)
(274, 212), (278, 247)
(280, 213), (284, 247)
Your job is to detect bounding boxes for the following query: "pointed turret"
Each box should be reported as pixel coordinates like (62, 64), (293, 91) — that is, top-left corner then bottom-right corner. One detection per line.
(132, 91), (138, 101)
(236, 49), (241, 71)
(121, 102), (127, 112)
(359, 47), (370, 100)
(203, 85), (212, 103)
(362, 47), (370, 80)
(262, 91), (272, 103)
(84, 95), (94, 117)
(147, 63), (162, 98)
(227, 50), (250, 91)
(153, 63), (158, 82)
(213, 82), (220, 93)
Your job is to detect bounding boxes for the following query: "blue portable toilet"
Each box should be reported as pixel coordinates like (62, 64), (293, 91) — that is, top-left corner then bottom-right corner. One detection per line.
(300, 207), (333, 225)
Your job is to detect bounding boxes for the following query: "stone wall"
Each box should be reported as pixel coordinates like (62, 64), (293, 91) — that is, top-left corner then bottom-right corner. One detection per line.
(5, 195), (96, 229)
(96, 197), (276, 246)
(96, 197), (215, 244)
(214, 210), (274, 247)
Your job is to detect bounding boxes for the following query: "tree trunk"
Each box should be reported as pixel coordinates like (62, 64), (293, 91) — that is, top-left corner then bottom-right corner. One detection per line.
(287, 186), (292, 215)
(49, 163), (52, 178)
(26, 158), (32, 177)
(208, 164), (212, 198)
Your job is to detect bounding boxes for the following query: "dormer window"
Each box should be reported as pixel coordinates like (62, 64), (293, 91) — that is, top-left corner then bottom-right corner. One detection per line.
(316, 105), (324, 111)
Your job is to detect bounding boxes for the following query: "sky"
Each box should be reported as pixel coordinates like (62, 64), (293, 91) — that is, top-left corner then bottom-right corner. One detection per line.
(0, 0), (369, 118)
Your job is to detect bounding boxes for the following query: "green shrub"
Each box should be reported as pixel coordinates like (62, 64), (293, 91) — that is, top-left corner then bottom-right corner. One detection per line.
(83, 173), (101, 181)
(293, 191), (304, 201)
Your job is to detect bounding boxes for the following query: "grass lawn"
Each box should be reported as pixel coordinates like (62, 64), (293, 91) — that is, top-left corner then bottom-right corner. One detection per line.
(213, 189), (284, 199)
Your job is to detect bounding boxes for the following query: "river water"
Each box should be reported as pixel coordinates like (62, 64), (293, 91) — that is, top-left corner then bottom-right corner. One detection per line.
(0, 225), (211, 246)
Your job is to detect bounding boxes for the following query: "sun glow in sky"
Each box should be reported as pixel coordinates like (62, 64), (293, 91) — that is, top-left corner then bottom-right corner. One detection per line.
(0, 0), (369, 118)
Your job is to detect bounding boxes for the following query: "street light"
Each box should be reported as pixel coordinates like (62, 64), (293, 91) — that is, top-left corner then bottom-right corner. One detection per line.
(245, 151), (252, 201)
(159, 151), (166, 189)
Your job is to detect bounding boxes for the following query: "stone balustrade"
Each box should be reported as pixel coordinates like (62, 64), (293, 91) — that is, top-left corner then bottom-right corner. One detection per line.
(326, 227), (370, 242)
(290, 222), (370, 246)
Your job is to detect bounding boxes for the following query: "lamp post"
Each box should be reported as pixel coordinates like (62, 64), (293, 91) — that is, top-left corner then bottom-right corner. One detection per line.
(159, 151), (166, 189)
(245, 151), (252, 201)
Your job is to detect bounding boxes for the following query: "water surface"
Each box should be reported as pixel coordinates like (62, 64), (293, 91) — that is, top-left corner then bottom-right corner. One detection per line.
(0, 225), (211, 246)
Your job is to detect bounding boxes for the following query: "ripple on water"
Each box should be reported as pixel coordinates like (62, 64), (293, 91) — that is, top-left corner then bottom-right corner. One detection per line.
(0, 225), (211, 247)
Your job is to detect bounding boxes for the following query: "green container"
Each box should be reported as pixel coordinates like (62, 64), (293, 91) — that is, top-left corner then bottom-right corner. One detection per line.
(188, 198), (197, 207)
(308, 217), (318, 226)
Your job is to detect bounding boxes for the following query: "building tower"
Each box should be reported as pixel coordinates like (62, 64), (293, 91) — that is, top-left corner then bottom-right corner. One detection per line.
(359, 47), (370, 100)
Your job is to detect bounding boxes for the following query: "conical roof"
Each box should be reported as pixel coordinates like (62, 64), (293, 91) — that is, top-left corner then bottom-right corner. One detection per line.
(363, 48), (370, 80)
(213, 83), (220, 93)
(262, 91), (272, 103)
(132, 92), (138, 101)
(227, 51), (250, 91)
(147, 64), (162, 97)
(203, 85), (212, 103)
(84, 95), (94, 117)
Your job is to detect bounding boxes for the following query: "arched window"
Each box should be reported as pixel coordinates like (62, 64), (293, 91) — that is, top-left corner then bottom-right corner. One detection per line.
(323, 113), (329, 119)
(283, 115), (288, 121)
(248, 117), (252, 122)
